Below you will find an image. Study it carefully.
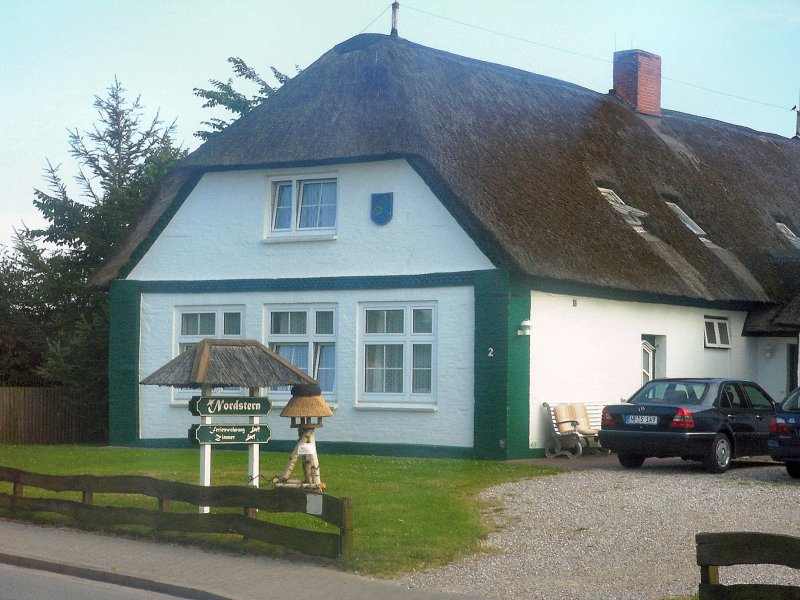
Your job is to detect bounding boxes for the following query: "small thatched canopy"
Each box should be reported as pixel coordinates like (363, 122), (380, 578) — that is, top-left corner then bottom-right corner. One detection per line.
(281, 384), (334, 418)
(140, 339), (316, 389)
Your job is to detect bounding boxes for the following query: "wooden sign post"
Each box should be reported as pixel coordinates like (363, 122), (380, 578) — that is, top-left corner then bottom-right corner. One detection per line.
(188, 387), (272, 513)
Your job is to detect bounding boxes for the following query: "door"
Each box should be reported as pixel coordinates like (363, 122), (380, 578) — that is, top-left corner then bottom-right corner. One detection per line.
(789, 344), (798, 392)
(741, 382), (776, 455)
(641, 341), (656, 386)
(719, 383), (756, 456)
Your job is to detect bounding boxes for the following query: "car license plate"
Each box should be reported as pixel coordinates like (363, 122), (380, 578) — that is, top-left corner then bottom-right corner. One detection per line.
(626, 415), (657, 425)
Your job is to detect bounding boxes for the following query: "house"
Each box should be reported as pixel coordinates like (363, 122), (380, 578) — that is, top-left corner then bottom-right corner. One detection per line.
(92, 33), (800, 459)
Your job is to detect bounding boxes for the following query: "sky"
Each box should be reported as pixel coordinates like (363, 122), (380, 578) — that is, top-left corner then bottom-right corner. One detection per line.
(1, 0), (798, 248)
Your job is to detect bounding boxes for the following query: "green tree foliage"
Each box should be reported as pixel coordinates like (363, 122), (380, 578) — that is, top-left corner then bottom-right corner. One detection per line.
(193, 57), (296, 140)
(0, 79), (185, 439)
(0, 241), (49, 386)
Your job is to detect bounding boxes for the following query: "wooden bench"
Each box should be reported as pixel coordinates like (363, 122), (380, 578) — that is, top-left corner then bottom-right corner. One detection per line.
(696, 532), (800, 599)
(542, 402), (607, 459)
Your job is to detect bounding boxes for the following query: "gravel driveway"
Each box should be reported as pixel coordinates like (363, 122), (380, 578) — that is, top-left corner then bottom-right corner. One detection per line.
(397, 457), (800, 600)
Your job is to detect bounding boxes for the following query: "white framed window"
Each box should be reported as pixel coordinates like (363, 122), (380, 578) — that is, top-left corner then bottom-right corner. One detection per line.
(704, 316), (731, 349)
(267, 174), (337, 240)
(174, 306), (245, 400)
(598, 187), (648, 232)
(265, 305), (336, 399)
(665, 201), (706, 236)
(777, 222), (800, 249)
(359, 302), (436, 406)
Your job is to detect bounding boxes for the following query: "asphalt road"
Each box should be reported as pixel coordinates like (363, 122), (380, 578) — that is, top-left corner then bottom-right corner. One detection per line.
(0, 563), (186, 600)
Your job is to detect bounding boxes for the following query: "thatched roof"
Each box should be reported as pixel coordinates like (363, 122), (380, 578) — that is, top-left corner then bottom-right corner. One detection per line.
(91, 34), (800, 329)
(140, 339), (316, 389)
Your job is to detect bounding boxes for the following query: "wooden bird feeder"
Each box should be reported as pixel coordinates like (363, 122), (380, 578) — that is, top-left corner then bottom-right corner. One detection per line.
(273, 384), (333, 491)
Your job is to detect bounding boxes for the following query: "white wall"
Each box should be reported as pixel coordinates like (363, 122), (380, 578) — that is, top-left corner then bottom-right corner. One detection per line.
(756, 337), (797, 401)
(138, 286), (476, 447)
(127, 159), (494, 281)
(527, 291), (780, 448)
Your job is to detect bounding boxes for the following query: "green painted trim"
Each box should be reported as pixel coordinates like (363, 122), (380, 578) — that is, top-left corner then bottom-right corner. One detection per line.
(108, 280), (142, 445)
(119, 171), (204, 280)
(473, 270), (512, 460)
(472, 271), (533, 460)
(138, 271), (487, 294)
(131, 438), (476, 459)
(506, 275), (532, 460)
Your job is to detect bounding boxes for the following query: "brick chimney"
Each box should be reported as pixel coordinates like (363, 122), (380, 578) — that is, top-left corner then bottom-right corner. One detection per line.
(613, 49), (661, 117)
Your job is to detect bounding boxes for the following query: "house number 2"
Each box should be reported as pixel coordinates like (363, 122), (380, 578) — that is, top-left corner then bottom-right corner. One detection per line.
(487, 347), (494, 357)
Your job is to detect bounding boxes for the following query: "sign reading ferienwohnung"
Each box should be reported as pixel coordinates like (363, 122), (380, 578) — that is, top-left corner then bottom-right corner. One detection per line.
(189, 424), (271, 445)
(189, 396), (271, 417)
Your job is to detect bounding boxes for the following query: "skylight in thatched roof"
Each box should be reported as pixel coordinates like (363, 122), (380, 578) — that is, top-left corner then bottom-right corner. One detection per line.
(140, 339), (316, 389)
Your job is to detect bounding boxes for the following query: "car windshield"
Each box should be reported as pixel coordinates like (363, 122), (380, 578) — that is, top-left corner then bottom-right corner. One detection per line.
(781, 388), (800, 412)
(630, 381), (708, 405)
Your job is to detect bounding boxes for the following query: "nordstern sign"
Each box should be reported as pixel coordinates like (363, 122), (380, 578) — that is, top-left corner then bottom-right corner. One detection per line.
(189, 424), (272, 445)
(189, 396), (271, 417)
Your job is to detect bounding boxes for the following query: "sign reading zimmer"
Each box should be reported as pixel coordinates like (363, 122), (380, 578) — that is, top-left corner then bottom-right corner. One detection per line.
(189, 424), (272, 445)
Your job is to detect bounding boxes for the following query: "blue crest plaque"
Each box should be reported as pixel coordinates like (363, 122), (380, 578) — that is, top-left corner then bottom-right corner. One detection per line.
(371, 193), (393, 225)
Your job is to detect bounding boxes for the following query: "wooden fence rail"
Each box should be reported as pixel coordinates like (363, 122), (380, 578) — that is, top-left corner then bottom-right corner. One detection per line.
(696, 531), (800, 600)
(0, 467), (353, 559)
(0, 387), (84, 444)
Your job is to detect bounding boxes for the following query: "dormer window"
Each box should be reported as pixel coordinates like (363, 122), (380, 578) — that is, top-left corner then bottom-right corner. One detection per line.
(665, 201), (706, 236)
(777, 222), (800, 249)
(598, 187), (648, 232)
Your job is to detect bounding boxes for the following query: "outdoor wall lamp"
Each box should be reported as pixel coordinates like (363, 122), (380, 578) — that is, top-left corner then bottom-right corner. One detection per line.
(764, 344), (775, 359)
(517, 319), (533, 336)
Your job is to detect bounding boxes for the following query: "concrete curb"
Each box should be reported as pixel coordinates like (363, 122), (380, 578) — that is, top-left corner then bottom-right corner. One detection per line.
(0, 552), (232, 600)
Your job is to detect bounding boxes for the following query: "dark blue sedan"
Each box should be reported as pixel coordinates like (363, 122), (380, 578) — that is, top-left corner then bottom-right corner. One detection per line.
(600, 378), (777, 473)
(768, 387), (800, 479)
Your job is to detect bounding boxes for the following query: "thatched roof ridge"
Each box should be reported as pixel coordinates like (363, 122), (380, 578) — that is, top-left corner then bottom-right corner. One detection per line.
(140, 339), (316, 388)
(94, 34), (800, 328)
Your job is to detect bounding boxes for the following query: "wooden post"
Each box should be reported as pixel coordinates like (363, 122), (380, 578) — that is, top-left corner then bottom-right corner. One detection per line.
(82, 491), (93, 505)
(11, 481), (23, 516)
(248, 387), (260, 489)
(339, 496), (354, 558)
(199, 384), (212, 514)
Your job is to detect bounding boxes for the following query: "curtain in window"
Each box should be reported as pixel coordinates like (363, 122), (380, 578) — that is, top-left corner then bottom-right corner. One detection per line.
(273, 344), (309, 391)
(273, 184), (293, 230)
(365, 344), (403, 393)
(299, 181), (336, 228)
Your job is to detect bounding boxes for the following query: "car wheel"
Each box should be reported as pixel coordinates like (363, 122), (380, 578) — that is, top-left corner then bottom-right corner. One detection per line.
(618, 453), (645, 469)
(703, 434), (731, 474)
(786, 462), (800, 479)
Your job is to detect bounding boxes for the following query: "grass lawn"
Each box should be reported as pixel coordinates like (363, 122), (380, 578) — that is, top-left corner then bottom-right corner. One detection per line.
(0, 445), (557, 576)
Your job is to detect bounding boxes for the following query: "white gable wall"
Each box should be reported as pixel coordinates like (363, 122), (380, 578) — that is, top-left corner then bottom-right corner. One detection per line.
(127, 159), (494, 281)
(130, 158), (490, 448)
(527, 291), (790, 449)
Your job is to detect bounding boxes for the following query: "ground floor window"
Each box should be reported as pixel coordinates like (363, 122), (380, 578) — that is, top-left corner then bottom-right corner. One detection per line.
(265, 304), (337, 396)
(174, 306), (244, 399)
(360, 302), (436, 404)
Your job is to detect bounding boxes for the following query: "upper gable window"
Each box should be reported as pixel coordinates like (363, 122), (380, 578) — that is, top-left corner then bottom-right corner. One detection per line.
(598, 187), (648, 232)
(665, 201), (706, 236)
(267, 175), (337, 240)
(777, 222), (800, 249)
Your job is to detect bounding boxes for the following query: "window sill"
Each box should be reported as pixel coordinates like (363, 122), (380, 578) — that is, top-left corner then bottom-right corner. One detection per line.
(355, 402), (437, 412)
(263, 233), (338, 244)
